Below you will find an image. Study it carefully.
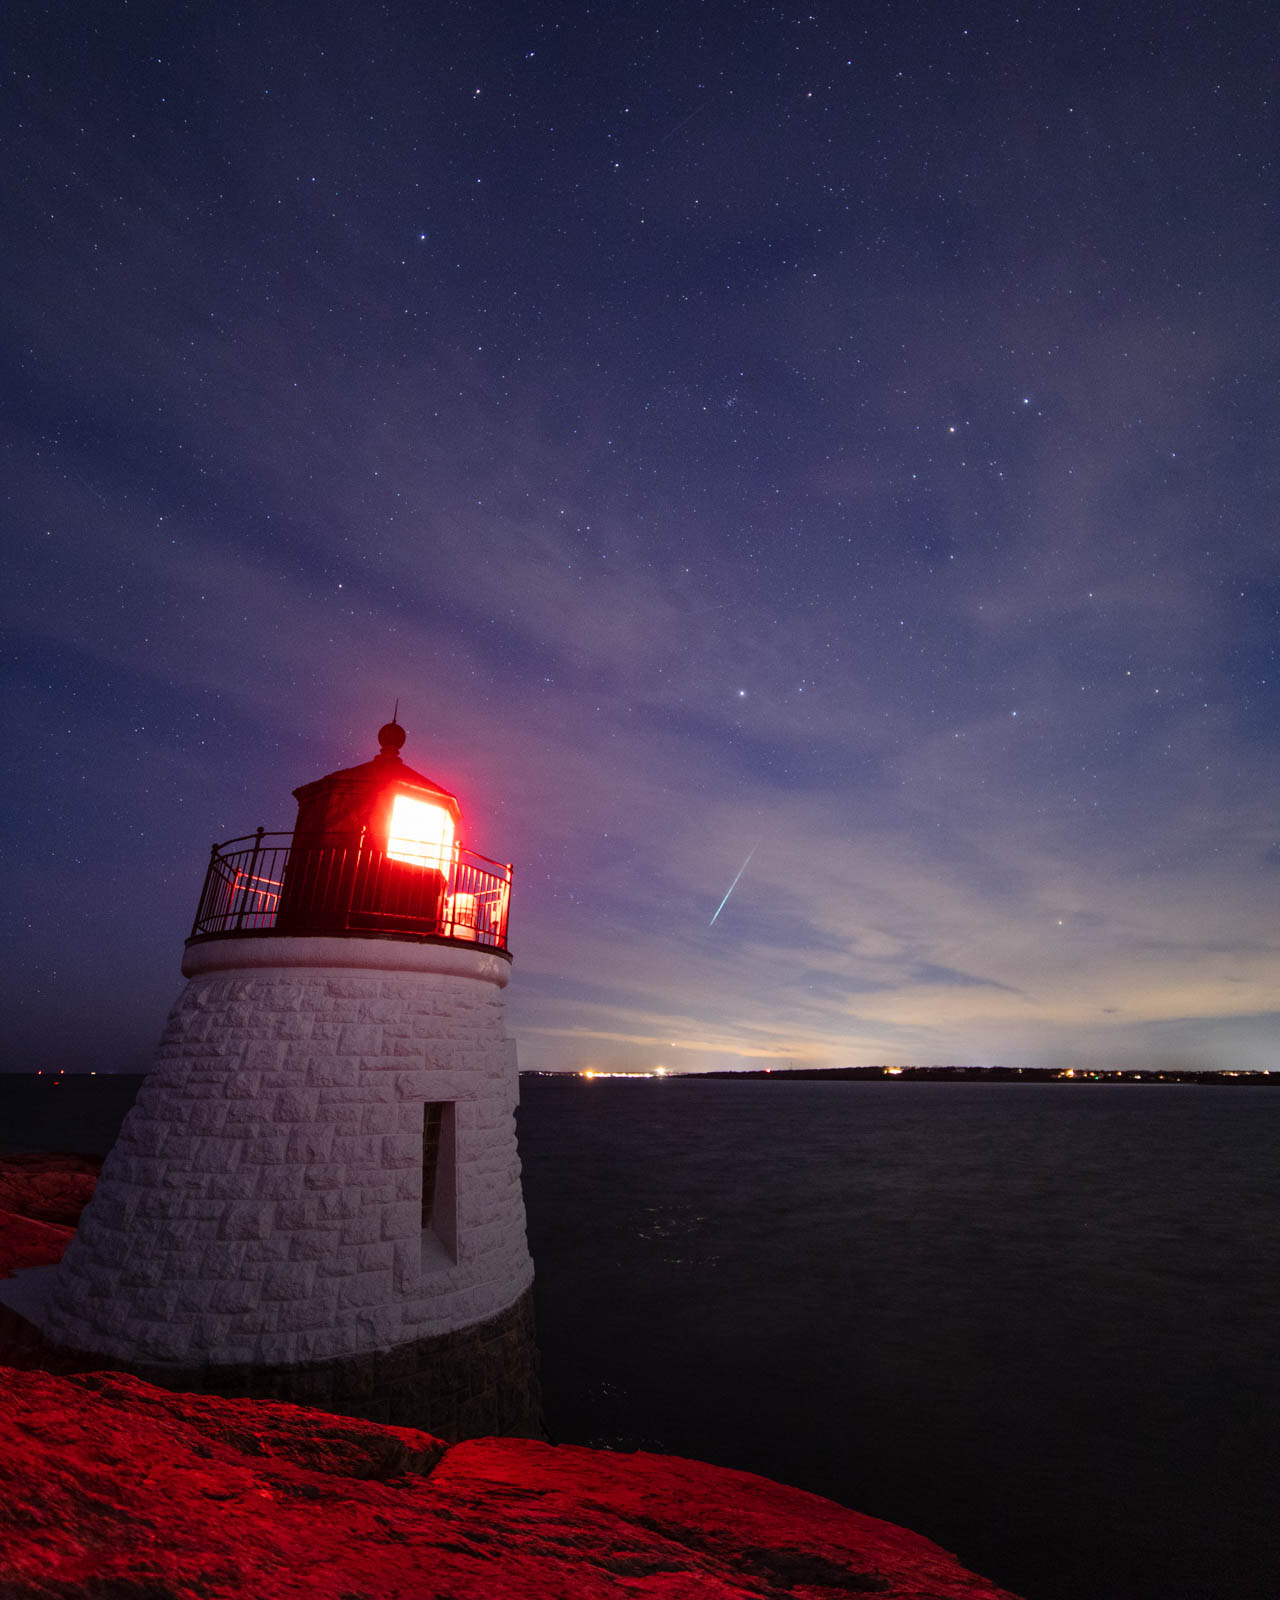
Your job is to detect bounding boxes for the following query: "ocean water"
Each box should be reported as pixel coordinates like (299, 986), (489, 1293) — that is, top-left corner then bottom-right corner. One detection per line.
(516, 1077), (1280, 1600)
(3, 1072), (1277, 1600)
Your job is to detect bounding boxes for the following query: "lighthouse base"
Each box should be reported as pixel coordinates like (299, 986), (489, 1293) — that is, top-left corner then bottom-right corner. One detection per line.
(1, 1288), (542, 1443)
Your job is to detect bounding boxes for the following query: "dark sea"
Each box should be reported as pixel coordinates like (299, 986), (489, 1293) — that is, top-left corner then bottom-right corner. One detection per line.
(3, 1072), (1277, 1600)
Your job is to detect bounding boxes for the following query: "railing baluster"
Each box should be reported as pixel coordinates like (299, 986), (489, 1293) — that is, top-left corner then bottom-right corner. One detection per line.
(233, 827), (266, 932)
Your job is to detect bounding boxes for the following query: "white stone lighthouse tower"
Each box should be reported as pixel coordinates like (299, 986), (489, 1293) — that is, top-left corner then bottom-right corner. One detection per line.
(28, 720), (539, 1437)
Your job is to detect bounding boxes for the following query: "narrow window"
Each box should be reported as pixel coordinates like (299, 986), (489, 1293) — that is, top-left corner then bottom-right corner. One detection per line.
(421, 1102), (445, 1229)
(421, 1102), (458, 1267)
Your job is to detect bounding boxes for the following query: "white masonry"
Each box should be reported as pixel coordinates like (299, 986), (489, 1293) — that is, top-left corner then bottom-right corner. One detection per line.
(39, 935), (533, 1369)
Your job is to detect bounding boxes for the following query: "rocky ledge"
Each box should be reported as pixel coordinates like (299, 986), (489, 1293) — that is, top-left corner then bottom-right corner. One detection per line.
(0, 1155), (1023, 1599)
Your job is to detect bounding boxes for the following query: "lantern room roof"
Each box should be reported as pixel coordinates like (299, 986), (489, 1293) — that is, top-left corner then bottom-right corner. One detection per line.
(291, 720), (462, 820)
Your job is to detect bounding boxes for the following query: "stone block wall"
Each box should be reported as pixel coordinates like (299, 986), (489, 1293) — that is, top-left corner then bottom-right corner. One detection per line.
(39, 937), (535, 1372)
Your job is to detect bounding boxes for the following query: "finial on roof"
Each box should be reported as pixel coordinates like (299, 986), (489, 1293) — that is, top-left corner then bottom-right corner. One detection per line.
(377, 704), (406, 754)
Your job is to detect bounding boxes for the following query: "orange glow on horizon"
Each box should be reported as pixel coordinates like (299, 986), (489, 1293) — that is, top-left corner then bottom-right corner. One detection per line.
(387, 793), (455, 871)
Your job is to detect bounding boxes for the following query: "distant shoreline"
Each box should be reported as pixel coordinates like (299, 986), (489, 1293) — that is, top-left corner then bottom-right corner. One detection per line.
(4, 1065), (1275, 1089)
(526, 1065), (1278, 1085)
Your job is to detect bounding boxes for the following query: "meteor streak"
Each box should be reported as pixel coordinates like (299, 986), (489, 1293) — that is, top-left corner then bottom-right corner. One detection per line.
(709, 847), (757, 927)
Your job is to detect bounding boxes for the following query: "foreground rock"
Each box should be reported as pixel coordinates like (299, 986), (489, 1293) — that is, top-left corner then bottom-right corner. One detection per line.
(0, 1151), (101, 1227)
(0, 1154), (97, 1373)
(0, 1154), (1023, 1598)
(0, 1369), (1021, 1599)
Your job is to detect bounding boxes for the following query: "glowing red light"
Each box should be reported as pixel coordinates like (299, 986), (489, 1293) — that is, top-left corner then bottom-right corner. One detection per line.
(387, 793), (456, 871)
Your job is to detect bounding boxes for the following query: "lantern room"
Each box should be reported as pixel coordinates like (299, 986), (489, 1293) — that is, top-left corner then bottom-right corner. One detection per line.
(189, 720), (511, 951)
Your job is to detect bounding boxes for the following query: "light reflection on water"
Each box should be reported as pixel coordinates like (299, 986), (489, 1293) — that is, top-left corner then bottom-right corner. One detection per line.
(518, 1077), (1280, 1600)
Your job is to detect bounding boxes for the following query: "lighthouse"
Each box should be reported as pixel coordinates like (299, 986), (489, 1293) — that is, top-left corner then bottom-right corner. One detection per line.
(23, 720), (540, 1438)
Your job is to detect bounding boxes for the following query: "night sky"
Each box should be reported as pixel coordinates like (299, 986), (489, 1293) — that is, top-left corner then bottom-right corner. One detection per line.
(5, 0), (1278, 1075)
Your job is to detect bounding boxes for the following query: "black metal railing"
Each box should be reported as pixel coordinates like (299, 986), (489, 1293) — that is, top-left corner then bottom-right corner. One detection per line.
(189, 830), (512, 952)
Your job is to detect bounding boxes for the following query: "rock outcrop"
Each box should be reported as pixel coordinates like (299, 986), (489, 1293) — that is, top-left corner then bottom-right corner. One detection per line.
(0, 1154), (1024, 1599)
(0, 1367), (1021, 1599)
(0, 1151), (101, 1227)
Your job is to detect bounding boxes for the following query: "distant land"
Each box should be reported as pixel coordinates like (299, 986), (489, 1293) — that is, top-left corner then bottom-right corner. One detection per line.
(529, 1065), (1277, 1085)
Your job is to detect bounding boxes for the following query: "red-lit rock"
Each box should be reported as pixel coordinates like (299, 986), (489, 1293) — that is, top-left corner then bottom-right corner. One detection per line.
(0, 1368), (1022, 1599)
(0, 1155), (91, 1367)
(0, 1152), (101, 1228)
(0, 1158), (1023, 1598)
(0, 1208), (73, 1276)
(0, 1156), (99, 1374)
